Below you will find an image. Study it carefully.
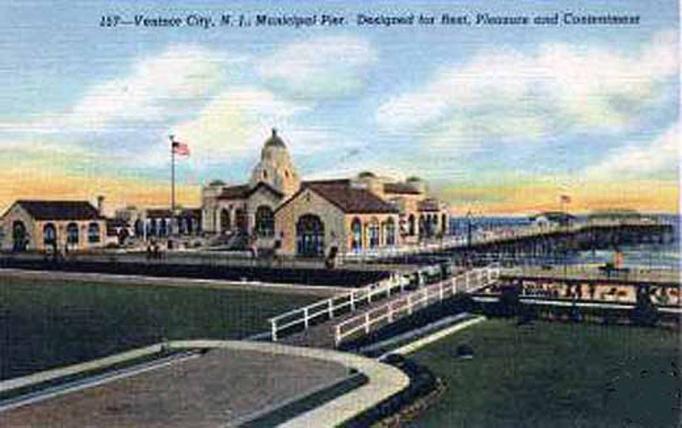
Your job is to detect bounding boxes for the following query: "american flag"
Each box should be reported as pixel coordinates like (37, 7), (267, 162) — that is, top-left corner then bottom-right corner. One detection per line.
(171, 140), (190, 157)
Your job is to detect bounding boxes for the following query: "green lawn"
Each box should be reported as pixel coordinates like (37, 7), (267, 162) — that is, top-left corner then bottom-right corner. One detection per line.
(409, 320), (681, 428)
(0, 277), (319, 380)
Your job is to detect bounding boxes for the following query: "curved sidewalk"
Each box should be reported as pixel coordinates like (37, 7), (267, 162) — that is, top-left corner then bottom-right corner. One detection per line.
(169, 340), (410, 427)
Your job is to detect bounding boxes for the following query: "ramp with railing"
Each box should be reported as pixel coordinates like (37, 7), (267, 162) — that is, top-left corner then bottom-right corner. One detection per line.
(268, 273), (413, 341)
(333, 264), (500, 346)
(266, 263), (500, 348)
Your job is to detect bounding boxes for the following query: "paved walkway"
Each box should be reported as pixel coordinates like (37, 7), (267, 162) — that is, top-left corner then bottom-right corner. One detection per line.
(0, 340), (409, 427)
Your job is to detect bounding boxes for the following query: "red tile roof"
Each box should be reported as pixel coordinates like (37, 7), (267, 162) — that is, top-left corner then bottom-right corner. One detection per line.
(216, 182), (283, 200)
(418, 199), (441, 212)
(216, 184), (250, 200)
(384, 182), (421, 195)
(14, 200), (102, 221)
(298, 180), (398, 214)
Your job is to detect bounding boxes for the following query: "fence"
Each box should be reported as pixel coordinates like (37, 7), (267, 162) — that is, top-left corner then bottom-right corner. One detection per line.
(333, 263), (500, 346)
(339, 218), (672, 262)
(268, 272), (413, 341)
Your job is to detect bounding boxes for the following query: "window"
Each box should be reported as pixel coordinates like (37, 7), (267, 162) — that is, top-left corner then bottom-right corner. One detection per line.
(159, 219), (168, 236)
(384, 217), (396, 246)
(88, 222), (100, 243)
(368, 219), (380, 248)
(67, 222), (79, 245)
(255, 206), (275, 237)
(43, 223), (56, 246)
(351, 217), (362, 250)
(408, 214), (416, 236)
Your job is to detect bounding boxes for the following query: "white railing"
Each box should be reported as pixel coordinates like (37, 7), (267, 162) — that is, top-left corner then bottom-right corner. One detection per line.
(339, 219), (668, 261)
(333, 263), (500, 346)
(268, 272), (412, 341)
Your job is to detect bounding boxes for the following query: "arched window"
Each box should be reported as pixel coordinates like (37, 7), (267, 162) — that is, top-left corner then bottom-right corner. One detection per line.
(418, 215), (425, 237)
(408, 214), (416, 236)
(384, 217), (396, 246)
(296, 214), (325, 257)
(351, 217), (362, 250)
(67, 222), (79, 245)
(368, 218), (380, 248)
(134, 219), (144, 237)
(88, 222), (100, 243)
(255, 206), (275, 237)
(43, 223), (57, 246)
(12, 221), (27, 251)
(441, 213), (448, 234)
(220, 209), (231, 233)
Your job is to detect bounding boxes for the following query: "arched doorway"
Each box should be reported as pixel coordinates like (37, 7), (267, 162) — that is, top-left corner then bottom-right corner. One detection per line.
(296, 214), (324, 257)
(43, 223), (57, 247)
(12, 221), (27, 251)
(441, 213), (448, 234)
(351, 217), (362, 251)
(134, 219), (144, 237)
(255, 206), (275, 237)
(235, 208), (247, 234)
(408, 214), (416, 236)
(220, 209), (231, 233)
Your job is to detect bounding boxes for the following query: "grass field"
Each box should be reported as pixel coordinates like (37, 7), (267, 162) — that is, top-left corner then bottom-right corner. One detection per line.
(409, 320), (681, 428)
(0, 276), (319, 380)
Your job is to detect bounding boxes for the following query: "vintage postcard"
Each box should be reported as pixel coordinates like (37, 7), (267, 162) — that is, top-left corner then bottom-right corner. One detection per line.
(0, 0), (679, 427)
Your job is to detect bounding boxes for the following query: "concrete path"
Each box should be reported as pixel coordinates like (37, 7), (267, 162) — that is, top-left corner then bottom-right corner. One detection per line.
(0, 340), (409, 428)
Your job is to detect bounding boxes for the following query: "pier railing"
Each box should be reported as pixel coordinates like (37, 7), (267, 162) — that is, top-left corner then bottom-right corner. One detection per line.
(339, 218), (671, 262)
(333, 263), (500, 346)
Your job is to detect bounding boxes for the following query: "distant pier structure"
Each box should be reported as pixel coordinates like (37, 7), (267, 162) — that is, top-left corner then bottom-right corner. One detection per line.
(370, 217), (676, 264)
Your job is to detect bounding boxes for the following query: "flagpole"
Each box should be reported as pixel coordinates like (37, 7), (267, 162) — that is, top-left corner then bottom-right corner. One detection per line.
(170, 135), (175, 237)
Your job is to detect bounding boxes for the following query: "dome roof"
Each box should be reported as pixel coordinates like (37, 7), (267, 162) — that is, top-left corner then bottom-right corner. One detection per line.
(264, 128), (286, 148)
(358, 171), (376, 179)
(406, 176), (422, 182)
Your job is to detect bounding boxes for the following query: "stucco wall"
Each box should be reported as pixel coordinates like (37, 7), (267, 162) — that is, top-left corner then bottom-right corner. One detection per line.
(0, 204), (106, 251)
(274, 188), (346, 256)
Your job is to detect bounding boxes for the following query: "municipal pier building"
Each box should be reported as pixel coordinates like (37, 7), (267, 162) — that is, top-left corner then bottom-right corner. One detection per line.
(201, 129), (450, 256)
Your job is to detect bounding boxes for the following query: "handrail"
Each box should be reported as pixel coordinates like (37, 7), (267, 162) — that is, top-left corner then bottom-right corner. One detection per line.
(268, 271), (412, 341)
(334, 263), (500, 346)
(339, 219), (669, 261)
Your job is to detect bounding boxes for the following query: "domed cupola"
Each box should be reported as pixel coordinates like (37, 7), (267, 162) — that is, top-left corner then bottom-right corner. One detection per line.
(249, 129), (301, 197)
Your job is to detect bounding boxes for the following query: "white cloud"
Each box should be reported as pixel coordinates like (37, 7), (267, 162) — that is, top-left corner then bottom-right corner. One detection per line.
(168, 87), (310, 164)
(376, 30), (677, 148)
(68, 44), (228, 131)
(1, 44), (229, 135)
(257, 36), (377, 99)
(584, 123), (680, 180)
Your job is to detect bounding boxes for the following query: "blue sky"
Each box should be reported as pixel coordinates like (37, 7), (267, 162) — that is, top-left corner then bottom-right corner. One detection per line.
(0, 0), (678, 213)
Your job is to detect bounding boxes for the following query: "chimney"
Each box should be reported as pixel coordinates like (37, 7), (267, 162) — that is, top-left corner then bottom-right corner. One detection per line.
(96, 195), (105, 216)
